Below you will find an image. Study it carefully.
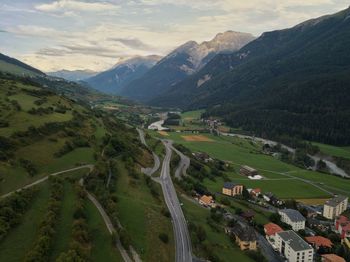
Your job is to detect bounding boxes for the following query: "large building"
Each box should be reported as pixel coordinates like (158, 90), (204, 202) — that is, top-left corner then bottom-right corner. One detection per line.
(335, 215), (350, 240)
(275, 230), (313, 262)
(264, 223), (283, 249)
(323, 195), (348, 220)
(230, 224), (257, 251)
(240, 165), (258, 177)
(279, 209), (306, 231)
(222, 182), (243, 197)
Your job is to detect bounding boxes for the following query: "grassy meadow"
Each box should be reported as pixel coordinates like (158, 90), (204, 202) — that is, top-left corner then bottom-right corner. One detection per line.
(149, 130), (350, 199)
(114, 161), (175, 262)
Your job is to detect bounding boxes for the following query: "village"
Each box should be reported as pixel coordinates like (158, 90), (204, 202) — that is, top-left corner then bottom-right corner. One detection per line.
(194, 164), (350, 262)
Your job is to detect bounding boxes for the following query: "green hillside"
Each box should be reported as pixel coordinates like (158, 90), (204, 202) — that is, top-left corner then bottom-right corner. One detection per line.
(0, 53), (44, 76)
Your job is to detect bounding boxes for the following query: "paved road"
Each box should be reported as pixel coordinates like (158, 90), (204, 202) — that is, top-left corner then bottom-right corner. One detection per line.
(170, 144), (190, 179)
(84, 185), (134, 262)
(161, 140), (193, 262)
(137, 128), (193, 261)
(0, 165), (94, 199)
(137, 128), (161, 176)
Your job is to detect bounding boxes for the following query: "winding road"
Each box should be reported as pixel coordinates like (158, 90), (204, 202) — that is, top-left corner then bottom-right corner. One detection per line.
(137, 128), (193, 262)
(0, 165), (94, 199)
(161, 140), (193, 262)
(171, 144), (190, 179)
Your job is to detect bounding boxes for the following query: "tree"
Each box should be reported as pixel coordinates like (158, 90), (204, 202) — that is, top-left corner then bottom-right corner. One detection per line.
(159, 233), (169, 244)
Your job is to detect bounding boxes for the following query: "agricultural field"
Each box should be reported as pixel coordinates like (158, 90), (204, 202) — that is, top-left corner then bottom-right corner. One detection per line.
(180, 197), (254, 262)
(114, 161), (175, 262)
(149, 131), (350, 199)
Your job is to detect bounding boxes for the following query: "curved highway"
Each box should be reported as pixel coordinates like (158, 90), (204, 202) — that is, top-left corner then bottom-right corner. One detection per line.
(161, 140), (193, 262)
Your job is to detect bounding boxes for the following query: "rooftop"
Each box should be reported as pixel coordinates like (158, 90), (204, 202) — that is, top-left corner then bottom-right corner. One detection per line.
(325, 195), (348, 207)
(264, 223), (283, 236)
(277, 230), (312, 252)
(223, 182), (240, 189)
(321, 254), (346, 262)
(241, 165), (257, 172)
(231, 224), (257, 242)
(305, 236), (333, 248)
(279, 209), (306, 222)
(199, 195), (213, 205)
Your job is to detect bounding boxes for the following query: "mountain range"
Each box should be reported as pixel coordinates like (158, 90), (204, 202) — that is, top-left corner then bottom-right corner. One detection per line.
(118, 31), (255, 101)
(85, 55), (161, 94)
(151, 7), (350, 145)
(47, 69), (97, 82)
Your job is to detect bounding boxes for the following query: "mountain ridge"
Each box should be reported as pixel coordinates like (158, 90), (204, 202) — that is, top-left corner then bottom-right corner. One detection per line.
(86, 55), (162, 94)
(119, 31), (255, 101)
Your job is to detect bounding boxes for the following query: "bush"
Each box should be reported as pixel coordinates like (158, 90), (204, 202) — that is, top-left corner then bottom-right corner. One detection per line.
(159, 233), (169, 243)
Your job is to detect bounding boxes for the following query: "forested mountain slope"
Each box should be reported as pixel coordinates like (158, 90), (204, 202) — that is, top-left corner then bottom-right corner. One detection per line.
(152, 7), (350, 145)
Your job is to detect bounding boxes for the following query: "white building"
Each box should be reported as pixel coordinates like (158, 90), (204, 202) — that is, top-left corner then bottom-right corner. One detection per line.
(279, 209), (306, 231)
(275, 230), (313, 262)
(323, 195), (348, 220)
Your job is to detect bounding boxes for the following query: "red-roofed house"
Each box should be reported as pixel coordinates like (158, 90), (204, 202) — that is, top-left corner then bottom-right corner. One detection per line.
(305, 236), (333, 250)
(321, 254), (346, 262)
(264, 223), (283, 249)
(199, 195), (215, 208)
(335, 215), (350, 240)
(251, 188), (261, 197)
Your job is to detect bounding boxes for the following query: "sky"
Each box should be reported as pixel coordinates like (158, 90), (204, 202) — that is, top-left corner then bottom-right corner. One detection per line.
(0, 0), (349, 72)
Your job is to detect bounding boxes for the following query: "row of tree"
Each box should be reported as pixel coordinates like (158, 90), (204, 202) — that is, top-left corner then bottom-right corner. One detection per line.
(56, 184), (91, 261)
(25, 177), (64, 262)
(0, 188), (38, 240)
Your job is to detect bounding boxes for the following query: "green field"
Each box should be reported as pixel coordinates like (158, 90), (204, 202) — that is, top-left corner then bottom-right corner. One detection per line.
(50, 181), (77, 260)
(150, 131), (350, 199)
(181, 197), (253, 262)
(0, 169), (123, 262)
(86, 197), (123, 262)
(0, 149), (94, 195)
(312, 142), (350, 159)
(181, 110), (205, 120)
(114, 161), (175, 261)
(0, 183), (50, 262)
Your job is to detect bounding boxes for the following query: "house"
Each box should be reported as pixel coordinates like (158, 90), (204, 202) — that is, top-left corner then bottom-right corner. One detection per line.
(199, 195), (215, 208)
(240, 165), (258, 177)
(321, 254), (346, 262)
(263, 192), (284, 206)
(275, 230), (313, 262)
(323, 195), (348, 220)
(192, 152), (212, 163)
(241, 210), (255, 221)
(279, 209), (306, 231)
(305, 236), (333, 251)
(250, 188), (261, 197)
(264, 223), (283, 249)
(335, 215), (350, 240)
(230, 224), (257, 251)
(222, 182), (243, 197)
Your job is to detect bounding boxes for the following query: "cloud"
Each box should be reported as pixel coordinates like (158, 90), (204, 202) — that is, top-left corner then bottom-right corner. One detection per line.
(35, 0), (119, 12)
(108, 37), (154, 51)
(0, 29), (7, 33)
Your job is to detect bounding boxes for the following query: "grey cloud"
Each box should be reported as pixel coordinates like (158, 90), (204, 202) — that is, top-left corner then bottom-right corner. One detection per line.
(36, 44), (120, 58)
(0, 29), (7, 33)
(108, 37), (154, 51)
